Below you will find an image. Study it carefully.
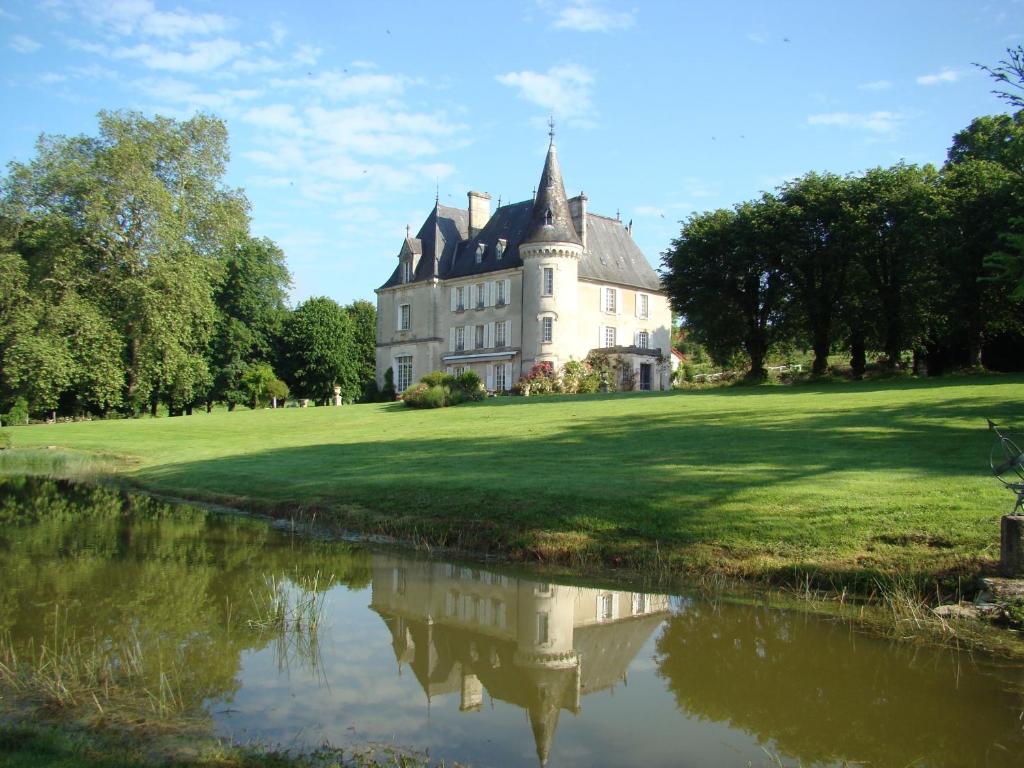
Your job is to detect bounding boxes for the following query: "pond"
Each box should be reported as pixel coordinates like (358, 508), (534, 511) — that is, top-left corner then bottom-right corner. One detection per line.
(0, 476), (1022, 767)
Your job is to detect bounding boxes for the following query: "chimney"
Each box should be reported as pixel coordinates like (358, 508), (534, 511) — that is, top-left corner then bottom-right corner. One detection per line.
(568, 192), (588, 250)
(467, 191), (491, 237)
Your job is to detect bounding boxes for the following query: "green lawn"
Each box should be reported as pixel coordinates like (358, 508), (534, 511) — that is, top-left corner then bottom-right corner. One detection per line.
(4, 375), (1024, 584)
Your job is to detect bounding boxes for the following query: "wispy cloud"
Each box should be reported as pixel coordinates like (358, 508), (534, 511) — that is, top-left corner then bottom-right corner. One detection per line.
(495, 63), (595, 124)
(858, 80), (893, 91)
(548, 0), (635, 32)
(269, 70), (408, 101)
(10, 34), (41, 53)
(73, 0), (232, 40)
(916, 67), (960, 86)
(807, 111), (904, 134)
(746, 32), (768, 44)
(112, 38), (244, 73)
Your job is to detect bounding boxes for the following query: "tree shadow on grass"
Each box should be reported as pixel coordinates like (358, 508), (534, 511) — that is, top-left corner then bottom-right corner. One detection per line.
(136, 381), (1019, 565)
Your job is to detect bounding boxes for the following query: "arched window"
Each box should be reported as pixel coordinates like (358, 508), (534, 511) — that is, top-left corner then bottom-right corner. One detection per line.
(544, 208), (553, 226)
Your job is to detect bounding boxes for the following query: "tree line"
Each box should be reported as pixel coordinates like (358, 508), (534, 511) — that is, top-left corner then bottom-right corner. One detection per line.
(0, 111), (376, 420)
(662, 109), (1024, 380)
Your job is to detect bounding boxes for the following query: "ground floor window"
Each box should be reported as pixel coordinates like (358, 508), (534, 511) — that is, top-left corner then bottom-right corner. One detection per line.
(396, 355), (413, 392)
(542, 316), (553, 343)
(494, 364), (506, 391)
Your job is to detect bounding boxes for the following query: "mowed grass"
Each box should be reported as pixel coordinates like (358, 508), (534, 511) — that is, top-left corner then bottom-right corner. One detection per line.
(4, 375), (1024, 583)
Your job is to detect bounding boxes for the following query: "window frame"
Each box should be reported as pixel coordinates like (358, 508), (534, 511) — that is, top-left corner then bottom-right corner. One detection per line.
(474, 324), (485, 349)
(456, 286), (465, 311)
(495, 320), (506, 348)
(542, 316), (553, 343)
(399, 303), (411, 331)
(604, 286), (617, 314)
(604, 325), (616, 348)
(395, 355), (413, 392)
(542, 267), (554, 297)
(476, 282), (486, 309)
(637, 330), (649, 349)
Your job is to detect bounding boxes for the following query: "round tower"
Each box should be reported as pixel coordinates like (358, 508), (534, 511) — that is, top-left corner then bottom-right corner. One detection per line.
(520, 125), (583, 374)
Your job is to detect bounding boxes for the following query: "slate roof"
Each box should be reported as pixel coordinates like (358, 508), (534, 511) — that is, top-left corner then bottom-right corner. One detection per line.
(378, 148), (663, 293)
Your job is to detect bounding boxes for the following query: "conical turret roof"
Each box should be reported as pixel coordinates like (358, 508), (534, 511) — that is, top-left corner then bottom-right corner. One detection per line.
(522, 133), (581, 246)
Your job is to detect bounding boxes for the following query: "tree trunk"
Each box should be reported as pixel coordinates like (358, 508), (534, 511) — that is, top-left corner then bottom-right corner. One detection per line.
(228, 402), (236, 412)
(206, 399), (213, 414)
(812, 333), (830, 377)
(849, 333), (866, 380)
(185, 403), (193, 416)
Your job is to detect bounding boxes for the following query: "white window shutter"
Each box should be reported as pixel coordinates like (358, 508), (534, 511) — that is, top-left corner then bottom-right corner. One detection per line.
(611, 593), (619, 618)
(486, 322), (494, 348)
(504, 279), (511, 304)
(505, 320), (511, 346)
(396, 305), (402, 329)
(503, 363), (512, 390)
(616, 288), (622, 315)
(487, 281), (495, 307)
(598, 289), (603, 312)
(449, 328), (455, 352)
(599, 325), (605, 348)
(485, 365), (494, 391)
(451, 287), (457, 312)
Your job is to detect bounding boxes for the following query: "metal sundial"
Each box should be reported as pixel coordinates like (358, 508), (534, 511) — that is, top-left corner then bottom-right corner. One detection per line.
(988, 420), (1024, 515)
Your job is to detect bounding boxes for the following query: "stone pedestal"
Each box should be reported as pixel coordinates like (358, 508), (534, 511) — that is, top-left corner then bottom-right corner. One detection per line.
(300, 398), (309, 408)
(1000, 515), (1024, 577)
(333, 385), (342, 407)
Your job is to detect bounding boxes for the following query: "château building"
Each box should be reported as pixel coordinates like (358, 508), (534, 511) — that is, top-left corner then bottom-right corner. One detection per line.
(375, 130), (672, 393)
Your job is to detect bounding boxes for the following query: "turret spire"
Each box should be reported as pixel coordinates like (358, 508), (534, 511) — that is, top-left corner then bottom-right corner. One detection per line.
(522, 127), (581, 246)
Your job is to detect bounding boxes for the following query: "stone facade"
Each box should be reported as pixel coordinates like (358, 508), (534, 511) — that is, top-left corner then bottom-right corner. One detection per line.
(375, 136), (672, 393)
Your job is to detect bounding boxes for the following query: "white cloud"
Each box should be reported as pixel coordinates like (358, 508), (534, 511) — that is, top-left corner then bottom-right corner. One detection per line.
(746, 32), (767, 45)
(134, 77), (262, 113)
(10, 34), (41, 53)
(807, 110), (904, 134)
(495, 63), (594, 122)
(916, 67), (960, 86)
(550, 0), (635, 32)
(858, 80), (893, 91)
(38, 72), (67, 83)
(75, 0), (231, 39)
(242, 104), (306, 134)
(270, 70), (408, 101)
(113, 38), (244, 73)
(269, 22), (287, 47)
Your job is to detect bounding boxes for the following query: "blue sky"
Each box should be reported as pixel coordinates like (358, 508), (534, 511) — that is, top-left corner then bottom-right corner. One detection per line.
(1, 1), (1020, 304)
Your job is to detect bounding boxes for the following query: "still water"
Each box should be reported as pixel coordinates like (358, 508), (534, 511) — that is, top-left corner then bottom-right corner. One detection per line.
(1, 477), (1023, 767)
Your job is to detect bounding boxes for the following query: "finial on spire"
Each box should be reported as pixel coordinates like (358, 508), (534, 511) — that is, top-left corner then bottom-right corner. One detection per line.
(435, 181), (439, 205)
(547, 115), (555, 143)
(405, 224), (410, 237)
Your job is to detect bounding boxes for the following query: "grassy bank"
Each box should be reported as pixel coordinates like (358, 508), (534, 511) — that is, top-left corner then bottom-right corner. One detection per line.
(3, 375), (1023, 588)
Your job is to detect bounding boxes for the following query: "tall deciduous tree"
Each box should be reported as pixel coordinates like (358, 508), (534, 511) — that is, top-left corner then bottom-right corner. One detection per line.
(776, 172), (853, 376)
(2, 111), (250, 415)
(345, 299), (377, 401)
(845, 164), (940, 371)
(281, 297), (356, 404)
(662, 198), (789, 379)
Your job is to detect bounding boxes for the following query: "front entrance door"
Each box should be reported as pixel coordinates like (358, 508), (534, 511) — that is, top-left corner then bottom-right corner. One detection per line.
(639, 363), (652, 391)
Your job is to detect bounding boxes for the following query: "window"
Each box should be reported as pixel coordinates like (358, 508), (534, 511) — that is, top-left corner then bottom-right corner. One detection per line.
(496, 238), (506, 261)
(604, 326), (617, 348)
(632, 593), (648, 615)
(399, 304), (411, 331)
(638, 293), (649, 319)
(453, 365), (465, 376)
(393, 567), (407, 596)
(542, 317), (553, 343)
(476, 282), (485, 309)
(455, 326), (465, 351)
(396, 356), (413, 392)
(456, 286), (465, 311)
(604, 287), (617, 314)
(496, 280), (506, 306)
(637, 330), (649, 349)
(475, 324), (484, 349)
(542, 267), (554, 296)
(475, 243), (485, 264)
(492, 598), (506, 629)
(403, 261), (413, 283)
(494, 364), (506, 391)
(495, 321), (506, 348)
(536, 612), (549, 644)
(598, 593), (615, 621)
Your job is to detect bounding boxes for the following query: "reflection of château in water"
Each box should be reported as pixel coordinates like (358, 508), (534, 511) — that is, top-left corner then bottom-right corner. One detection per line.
(370, 554), (669, 766)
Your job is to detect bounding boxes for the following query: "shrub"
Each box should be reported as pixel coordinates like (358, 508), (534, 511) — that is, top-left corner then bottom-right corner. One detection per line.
(454, 371), (484, 401)
(421, 371), (456, 388)
(516, 362), (558, 396)
(0, 430), (11, 450)
(5, 397), (29, 426)
(382, 367), (396, 401)
(402, 382), (449, 409)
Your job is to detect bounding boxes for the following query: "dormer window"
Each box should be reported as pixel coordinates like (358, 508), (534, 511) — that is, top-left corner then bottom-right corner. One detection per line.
(544, 208), (553, 226)
(496, 238), (506, 261)
(475, 243), (486, 264)
(402, 261), (413, 283)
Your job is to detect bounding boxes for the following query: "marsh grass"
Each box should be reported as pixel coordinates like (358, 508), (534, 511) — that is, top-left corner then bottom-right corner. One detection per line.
(0, 447), (125, 481)
(0, 607), (188, 723)
(246, 571), (331, 683)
